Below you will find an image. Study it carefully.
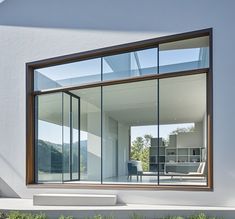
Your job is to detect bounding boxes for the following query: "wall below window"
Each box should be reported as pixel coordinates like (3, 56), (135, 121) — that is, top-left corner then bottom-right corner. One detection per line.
(0, 0), (235, 207)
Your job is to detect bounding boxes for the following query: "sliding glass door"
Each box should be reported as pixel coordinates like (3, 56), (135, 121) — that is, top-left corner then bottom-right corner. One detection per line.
(62, 93), (80, 182)
(35, 75), (207, 186)
(35, 92), (80, 183)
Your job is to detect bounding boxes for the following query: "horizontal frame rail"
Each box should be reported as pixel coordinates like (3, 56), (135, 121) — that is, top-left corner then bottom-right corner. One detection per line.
(33, 68), (209, 95)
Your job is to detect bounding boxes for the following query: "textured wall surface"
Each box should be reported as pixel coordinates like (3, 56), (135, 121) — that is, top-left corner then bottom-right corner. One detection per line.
(0, 0), (235, 206)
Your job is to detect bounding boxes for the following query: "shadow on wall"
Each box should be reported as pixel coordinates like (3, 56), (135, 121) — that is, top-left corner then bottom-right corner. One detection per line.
(0, 0), (216, 32)
(0, 153), (24, 197)
(0, 178), (19, 198)
(0, 153), (24, 182)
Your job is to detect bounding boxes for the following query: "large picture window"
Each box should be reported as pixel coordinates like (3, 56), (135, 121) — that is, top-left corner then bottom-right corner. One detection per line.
(26, 29), (213, 189)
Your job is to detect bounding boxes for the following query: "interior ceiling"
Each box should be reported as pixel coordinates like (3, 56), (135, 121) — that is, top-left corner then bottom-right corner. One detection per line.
(38, 74), (206, 127)
(72, 74), (206, 126)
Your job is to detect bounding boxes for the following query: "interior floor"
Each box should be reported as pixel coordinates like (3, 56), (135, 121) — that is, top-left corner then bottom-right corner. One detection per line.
(62, 175), (206, 186)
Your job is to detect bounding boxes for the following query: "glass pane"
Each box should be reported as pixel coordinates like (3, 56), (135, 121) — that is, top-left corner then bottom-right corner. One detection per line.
(103, 48), (158, 81)
(34, 58), (101, 91)
(159, 74), (207, 185)
(70, 87), (101, 183)
(36, 93), (63, 182)
(72, 97), (79, 180)
(62, 93), (71, 181)
(102, 80), (158, 184)
(159, 36), (209, 73)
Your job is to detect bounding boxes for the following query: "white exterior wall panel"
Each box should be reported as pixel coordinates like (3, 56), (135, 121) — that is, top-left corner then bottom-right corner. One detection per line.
(0, 0), (235, 207)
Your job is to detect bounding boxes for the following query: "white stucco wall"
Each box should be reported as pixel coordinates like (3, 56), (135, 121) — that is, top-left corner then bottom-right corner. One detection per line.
(0, 0), (235, 207)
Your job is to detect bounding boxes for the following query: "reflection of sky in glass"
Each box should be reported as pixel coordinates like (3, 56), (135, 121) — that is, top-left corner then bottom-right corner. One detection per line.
(38, 120), (62, 144)
(36, 47), (200, 84)
(137, 48), (158, 69)
(39, 120), (79, 144)
(36, 58), (101, 81)
(103, 59), (113, 73)
(159, 48), (200, 66)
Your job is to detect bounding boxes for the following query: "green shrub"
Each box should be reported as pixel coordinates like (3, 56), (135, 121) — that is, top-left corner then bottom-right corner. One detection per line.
(162, 216), (184, 219)
(7, 212), (46, 219)
(8, 211), (29, 219)
(92, 215), (115, 219)
(188, 213), (221, 219)
(32, 213), (47, 219)
(93, 215), (103, 219)
(7, 211), (27, 219)
(58, 216), (73, 219)
(0, 210), (224, 219)
(0, 212), (7, 219)
(130, 213), (146, 219)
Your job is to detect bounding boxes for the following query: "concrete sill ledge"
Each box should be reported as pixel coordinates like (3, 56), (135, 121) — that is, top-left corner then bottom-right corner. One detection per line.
(33, 194), (117, 206)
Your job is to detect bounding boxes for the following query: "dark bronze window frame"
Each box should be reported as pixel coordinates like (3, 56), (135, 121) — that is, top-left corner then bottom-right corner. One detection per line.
(26, 28), (213, 191)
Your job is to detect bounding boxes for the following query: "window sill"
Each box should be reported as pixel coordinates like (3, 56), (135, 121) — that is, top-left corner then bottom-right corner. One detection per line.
(26, 183), (213, 191)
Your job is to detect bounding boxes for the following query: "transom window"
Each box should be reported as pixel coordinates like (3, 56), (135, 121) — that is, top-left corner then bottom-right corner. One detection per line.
(26, 29), (213, 190)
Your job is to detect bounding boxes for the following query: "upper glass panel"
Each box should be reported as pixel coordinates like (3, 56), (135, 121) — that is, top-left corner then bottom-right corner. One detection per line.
(34, 58), (101, 91)
(159, 36), (209, 74)
(33, 35), (210, 92)
(103, 48), (158, 81)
